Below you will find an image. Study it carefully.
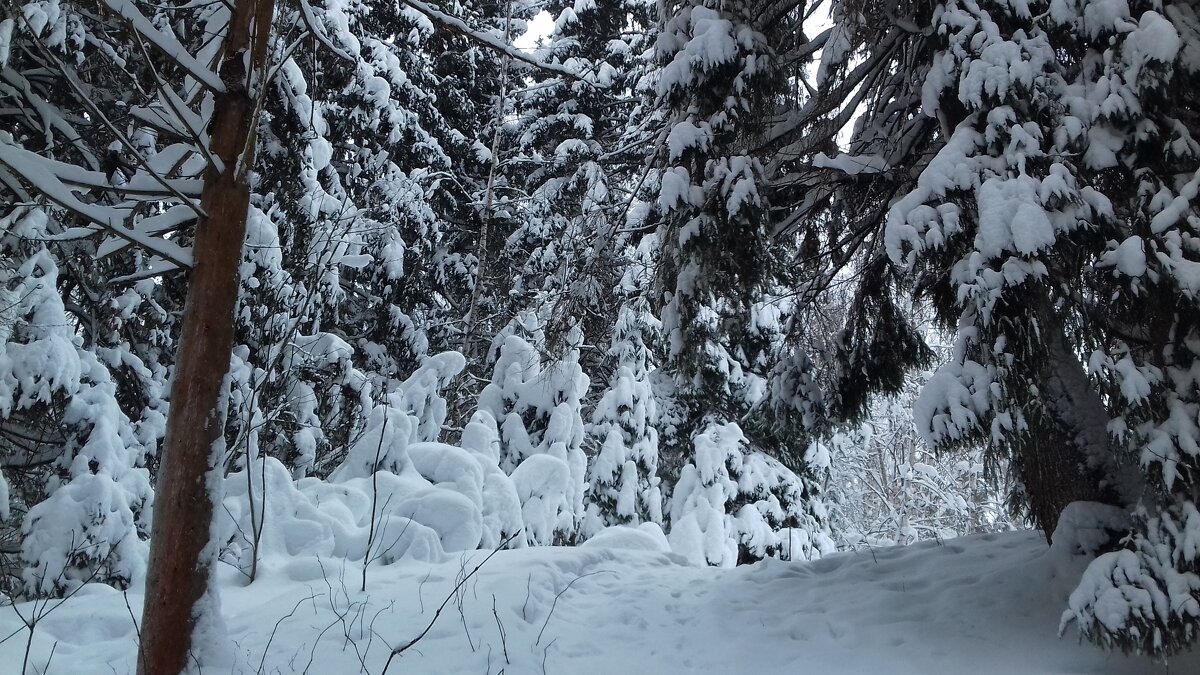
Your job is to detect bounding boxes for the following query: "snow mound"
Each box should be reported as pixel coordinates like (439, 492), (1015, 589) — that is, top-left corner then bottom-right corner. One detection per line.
(217, 449), (521, 573)
(581, 523), (670, 552)
(1049, 501), (1131, 557)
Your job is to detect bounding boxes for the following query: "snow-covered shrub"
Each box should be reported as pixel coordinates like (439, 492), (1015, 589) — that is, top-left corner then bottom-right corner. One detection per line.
(328, 398), (417, 481)
(585, 302), (663, 535)
(826, 371), (1016, 549)
(0, 219), (152, 595)
(397, 352), (466, 443)
(510, 454), (573, 547)
(668, 422), (833, 567)
(479, 334), (542, 473)
(479, 333), (589, 544)
(581, 522), (671, 553)
(218, 344), (529, 574)
(219, 437), (526, 573)
(219, 457), (448, 567)
(460, 411), (524, 548)
(328, 350), (465, 481)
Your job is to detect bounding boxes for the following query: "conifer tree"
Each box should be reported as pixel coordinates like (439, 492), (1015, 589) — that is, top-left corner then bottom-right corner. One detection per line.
(585, 300), (664, 533)
(478, 325), (590, 544)
(509, 0), (653, 356)
(794, 0), (1200, 656)
(4, 221), (153, 595)
(0, 0), (178, 596)
(649, 0), (779, 408)
(668, 420), (833, 565)
(635, 0), (833, 559)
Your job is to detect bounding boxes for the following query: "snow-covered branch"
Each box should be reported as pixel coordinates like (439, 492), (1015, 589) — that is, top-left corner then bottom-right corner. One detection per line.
(99, 0), (227, 93)
(398, 0), (609, 88)
(0, 140), (194, 268)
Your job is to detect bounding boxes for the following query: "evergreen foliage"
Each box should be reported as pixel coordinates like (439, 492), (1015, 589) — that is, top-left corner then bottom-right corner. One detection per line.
(585, 300), (663, 533)
(0, 1), (1052, 655)
(797, 0), (1200, 656)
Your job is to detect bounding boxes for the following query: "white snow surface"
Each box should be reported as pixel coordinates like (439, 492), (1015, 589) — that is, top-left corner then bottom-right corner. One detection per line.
(4, 530), (1194, 673)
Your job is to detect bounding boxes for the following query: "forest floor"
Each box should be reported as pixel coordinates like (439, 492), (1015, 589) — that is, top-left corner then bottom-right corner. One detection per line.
(2, 528), (1196, 674)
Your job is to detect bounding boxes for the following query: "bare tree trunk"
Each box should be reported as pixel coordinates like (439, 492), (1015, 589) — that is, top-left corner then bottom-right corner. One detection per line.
(461, 0), (512, 360)
(138, 2), (275, 673)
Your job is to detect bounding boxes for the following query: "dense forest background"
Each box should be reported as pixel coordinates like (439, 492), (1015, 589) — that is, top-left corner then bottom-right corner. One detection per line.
(1, 0), (1199, 665)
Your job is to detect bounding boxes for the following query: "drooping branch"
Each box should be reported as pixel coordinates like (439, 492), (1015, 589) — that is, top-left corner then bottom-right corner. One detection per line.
(398, 0), (609, 88)
(98, 0), (228, 94)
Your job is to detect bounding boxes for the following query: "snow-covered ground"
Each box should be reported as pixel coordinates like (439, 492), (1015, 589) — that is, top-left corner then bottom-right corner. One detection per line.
(2, 529), (1193, 674)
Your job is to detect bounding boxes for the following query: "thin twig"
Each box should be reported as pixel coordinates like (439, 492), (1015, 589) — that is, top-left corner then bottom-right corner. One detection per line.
(257, 593), (318, 674)
(492, 595), (509, 665)
(540, 637), (556, 675)
(380, 530), (521, 675)
(535, 570), (614, 646)
(122, 590), (144, 674)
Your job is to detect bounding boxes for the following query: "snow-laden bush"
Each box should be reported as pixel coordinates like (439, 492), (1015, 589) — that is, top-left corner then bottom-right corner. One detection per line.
(219, 350), (525, 573)
(329, 351), (463, 480)
(585, 302), (663, 536)
(460, 410), (525, 549)
(826, 371), (1016, 549)
(582, 522), (671, 553)
(220, 457), (449, 566)
(1, 221), (153, 595)
(219, 434), (525, 571)
(479, 333), (589, 544)
(668, 422), (834, 567)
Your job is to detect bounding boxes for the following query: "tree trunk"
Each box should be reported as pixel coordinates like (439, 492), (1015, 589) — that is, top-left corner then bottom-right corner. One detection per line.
(137, 2), (274, 673)
(1021, 316), (1132, 542)
(1018, 424), (1102, 542)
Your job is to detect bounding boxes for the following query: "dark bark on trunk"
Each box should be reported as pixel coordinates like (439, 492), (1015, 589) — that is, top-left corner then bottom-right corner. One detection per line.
(1021, 316), (1129, 543)
(1018, 425), (1104, 543)
(137, 2), (274, 673)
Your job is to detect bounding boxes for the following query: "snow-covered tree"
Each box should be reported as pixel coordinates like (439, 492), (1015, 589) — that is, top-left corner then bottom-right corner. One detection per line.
(507, 0), (654, 357)
(478, 328), (589, 544)
(668, 421), (833, 566)
(2, 217), (153, 594)
(0, 1), (184, 598)
(585, 300), (663, 533)
(630, 0), (835, 557)
(793, 0), (1200, 656)
(0, 0), (284, 668)
(649, 0), (780, 399)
